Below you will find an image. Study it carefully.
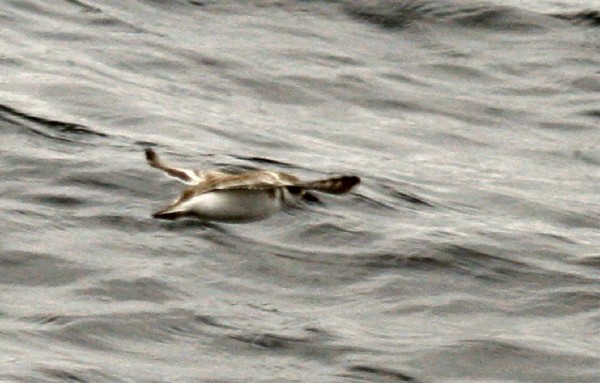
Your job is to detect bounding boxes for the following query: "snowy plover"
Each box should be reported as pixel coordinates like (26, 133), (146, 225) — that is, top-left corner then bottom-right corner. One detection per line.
(145, 148), (360, 223)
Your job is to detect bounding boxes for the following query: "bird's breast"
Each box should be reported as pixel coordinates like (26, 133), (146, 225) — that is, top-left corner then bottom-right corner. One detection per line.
(178, 188), (295, 223)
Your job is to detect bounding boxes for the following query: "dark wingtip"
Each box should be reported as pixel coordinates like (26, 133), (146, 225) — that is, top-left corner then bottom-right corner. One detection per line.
(145, 148), (157, 162)
(340, 175), (360, 193)
(346, 176), (360, 187)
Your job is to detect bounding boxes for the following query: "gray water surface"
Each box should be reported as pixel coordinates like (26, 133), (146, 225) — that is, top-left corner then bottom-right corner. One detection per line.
(1, 1), (599, 382)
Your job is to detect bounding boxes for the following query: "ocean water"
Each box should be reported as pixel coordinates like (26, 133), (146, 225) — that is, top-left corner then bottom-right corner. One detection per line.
(1, 0), (599, 382)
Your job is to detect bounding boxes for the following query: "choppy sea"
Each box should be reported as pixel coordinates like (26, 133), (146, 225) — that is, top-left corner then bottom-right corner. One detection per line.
(1, 1), (600, 382)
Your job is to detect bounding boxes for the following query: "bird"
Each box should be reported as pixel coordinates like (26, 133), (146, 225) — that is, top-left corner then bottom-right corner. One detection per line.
(145, 148), (360, 223)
